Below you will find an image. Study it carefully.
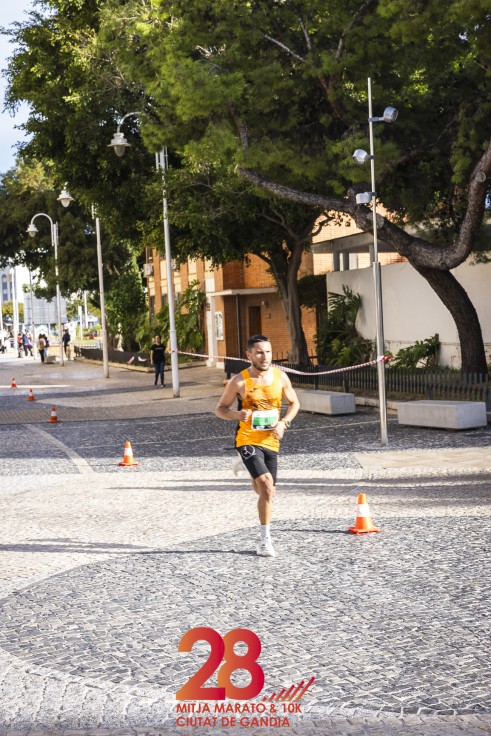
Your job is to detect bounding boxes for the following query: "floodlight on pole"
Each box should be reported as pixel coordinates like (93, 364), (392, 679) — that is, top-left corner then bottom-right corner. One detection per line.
(369, 106), (399, 124)
(352, 149), (373, 165)
(352, 78), (398, 446)
(109, 112), (180, 397)
(355, 191), (373, 206)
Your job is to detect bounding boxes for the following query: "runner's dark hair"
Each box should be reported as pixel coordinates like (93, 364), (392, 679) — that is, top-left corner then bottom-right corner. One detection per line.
(247, 334), (270, 349)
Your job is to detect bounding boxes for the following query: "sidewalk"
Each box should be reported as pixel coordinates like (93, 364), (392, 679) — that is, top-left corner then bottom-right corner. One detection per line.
(0, 354), (490, 735)
(1, 353), (490, 474)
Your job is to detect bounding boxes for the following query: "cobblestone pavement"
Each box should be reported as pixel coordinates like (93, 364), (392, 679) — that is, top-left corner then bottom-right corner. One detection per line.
(0, 355), (490, 735)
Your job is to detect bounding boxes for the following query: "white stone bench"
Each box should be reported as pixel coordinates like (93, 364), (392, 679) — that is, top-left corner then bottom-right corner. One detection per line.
(397, 400), (487, 430)
(296, 388), (356, 416)
(45, 355), (60, 364)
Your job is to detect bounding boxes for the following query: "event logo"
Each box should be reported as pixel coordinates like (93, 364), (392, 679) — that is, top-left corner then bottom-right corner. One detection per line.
(176, 627), (314, 729)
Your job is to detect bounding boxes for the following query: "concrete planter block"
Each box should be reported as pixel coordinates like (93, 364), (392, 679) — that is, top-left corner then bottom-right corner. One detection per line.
(397, 400), (487, 430)
(296, 388), (356, 416)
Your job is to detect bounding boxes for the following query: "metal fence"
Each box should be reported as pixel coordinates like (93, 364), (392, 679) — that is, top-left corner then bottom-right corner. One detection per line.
(223, 357), (491, 408)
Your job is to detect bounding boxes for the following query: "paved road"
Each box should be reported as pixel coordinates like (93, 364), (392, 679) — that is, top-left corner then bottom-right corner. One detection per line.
(0, 354), (490, 735)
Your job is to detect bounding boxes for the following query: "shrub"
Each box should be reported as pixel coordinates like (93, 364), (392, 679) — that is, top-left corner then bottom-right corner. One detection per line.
(389, 334), (440, 369)
(316, 285), (374, 366)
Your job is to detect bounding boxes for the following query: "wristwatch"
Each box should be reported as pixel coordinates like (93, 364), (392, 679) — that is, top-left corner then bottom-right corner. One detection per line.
(282, 419), (291, 429)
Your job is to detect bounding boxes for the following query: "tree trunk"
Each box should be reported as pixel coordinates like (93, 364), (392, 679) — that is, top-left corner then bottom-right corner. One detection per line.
(286, 268), (310, 364)
(415, 265), (488, 374)
(266, 244), (310, 365)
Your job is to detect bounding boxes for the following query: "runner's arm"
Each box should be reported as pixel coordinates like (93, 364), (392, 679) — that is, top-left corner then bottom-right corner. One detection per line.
(270, 372), (300, 440)
(279, 372), (300, 426)
(215, 375), (251, 422)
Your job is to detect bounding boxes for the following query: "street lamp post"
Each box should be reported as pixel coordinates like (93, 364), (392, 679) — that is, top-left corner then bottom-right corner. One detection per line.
(28, 270), (37, 360)
(26, 214), (65, 366)
(156, 147), (180, 398)
(11, 265), (19, 348)
(25, 186), (74, 365)
(108, 114), (180, 397)
(0, 272), (3, 338)
(56, 187), (109, 378)
(353, 77), (398, 446)
(92, 206), (109, 378)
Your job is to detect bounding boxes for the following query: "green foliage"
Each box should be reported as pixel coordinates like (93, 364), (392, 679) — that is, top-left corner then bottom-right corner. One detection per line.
(297, 274), (328, 312)
(389, 334), (440, 369)
(316, 286), (374, 367)
(65, 293), (100, 322)
(0, 161), (131, 300)
(134, 315), (166, 353)
(156, 279), (206, 353)
(2, 301), (24, 323)
(3, 0), (491, 371)
(104, 253), (147, 351)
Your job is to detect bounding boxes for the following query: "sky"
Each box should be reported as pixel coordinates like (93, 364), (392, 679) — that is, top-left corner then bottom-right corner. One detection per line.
(0, 0), (35, 174)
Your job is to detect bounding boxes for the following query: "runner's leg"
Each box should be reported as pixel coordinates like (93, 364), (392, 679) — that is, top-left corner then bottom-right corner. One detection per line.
(237, 446), (278, 556)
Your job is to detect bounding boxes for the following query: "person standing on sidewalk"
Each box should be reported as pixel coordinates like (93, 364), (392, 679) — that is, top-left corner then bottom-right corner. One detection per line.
(215, 334), (300, 558)
(150, 335), (166, 387)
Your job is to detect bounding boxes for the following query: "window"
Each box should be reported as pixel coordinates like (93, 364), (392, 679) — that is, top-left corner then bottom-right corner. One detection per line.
(215, 312), (224, 340)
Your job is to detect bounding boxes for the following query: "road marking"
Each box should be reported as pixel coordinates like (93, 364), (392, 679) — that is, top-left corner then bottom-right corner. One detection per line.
(27, 425), (94, 474)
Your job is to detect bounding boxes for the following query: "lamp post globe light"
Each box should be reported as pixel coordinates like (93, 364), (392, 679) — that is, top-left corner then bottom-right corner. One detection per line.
(109, 113), (180, 398)
(352, 77), (398, 446)
(27, 187), (74, 366)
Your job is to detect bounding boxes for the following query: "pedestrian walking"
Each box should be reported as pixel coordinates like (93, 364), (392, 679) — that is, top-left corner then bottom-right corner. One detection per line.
(37, 334), (46, 363)
(215, 334), (300, 557)
(150, 335), (166, 386)
(62, 328), (71, 357)
(22, 331), (32, 356)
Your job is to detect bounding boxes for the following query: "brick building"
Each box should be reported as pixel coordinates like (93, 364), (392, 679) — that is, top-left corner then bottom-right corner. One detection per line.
(144, 213), (404, 366)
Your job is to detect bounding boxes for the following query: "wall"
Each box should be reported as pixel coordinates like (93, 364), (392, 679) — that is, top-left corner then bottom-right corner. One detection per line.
(326, 260), (491, 368)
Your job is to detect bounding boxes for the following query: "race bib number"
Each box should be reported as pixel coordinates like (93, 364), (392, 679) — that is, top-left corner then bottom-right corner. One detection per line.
(251, 409), (278, 430)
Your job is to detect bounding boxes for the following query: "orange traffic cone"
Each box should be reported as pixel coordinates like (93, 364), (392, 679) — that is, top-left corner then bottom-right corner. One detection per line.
(348, 493), (380, 534)
(119, 440), (139, 466)
(48, 406), (59, 423)
(11, 378), (17, 389)
(28, 387), (36, 401)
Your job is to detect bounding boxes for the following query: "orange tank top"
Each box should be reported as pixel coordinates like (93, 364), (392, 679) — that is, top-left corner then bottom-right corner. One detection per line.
(235, 367), (283, 452)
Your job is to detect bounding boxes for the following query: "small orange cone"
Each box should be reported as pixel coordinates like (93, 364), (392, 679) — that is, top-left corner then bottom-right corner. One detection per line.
(119, 440), (139, 466)
(11, 378), (17, 389)
(28, 387), (36, 401)
(348, 493), (380, 534)
(48, 406), (59, 423)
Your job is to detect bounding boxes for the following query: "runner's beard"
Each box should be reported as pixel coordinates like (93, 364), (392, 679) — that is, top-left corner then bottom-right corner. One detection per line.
(251, 358), (271, 372)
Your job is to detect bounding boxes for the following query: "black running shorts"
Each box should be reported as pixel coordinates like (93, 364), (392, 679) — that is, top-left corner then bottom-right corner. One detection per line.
(237, 445), (278, 484)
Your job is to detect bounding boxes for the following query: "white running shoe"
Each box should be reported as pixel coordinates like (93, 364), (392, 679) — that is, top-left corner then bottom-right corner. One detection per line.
(232, 453), (245, 477)
(256, 539), (276, 557)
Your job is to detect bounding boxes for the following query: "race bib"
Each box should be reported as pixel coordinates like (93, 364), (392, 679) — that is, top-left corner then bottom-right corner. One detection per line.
(251, 409), (279, 431)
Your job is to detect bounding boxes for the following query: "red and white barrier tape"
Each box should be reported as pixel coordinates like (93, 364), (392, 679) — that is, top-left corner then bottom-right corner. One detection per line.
(171, 349), (389, 376)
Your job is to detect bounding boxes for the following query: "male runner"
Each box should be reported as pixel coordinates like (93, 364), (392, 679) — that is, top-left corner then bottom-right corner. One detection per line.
(215, 335), (300, 557)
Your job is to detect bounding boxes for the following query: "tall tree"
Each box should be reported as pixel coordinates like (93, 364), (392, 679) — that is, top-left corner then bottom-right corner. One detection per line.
(163, 166), (326, 363)
(94, 0), (491, 372)
(1, 1), (159, 334)
(4, 0), (491, 369)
